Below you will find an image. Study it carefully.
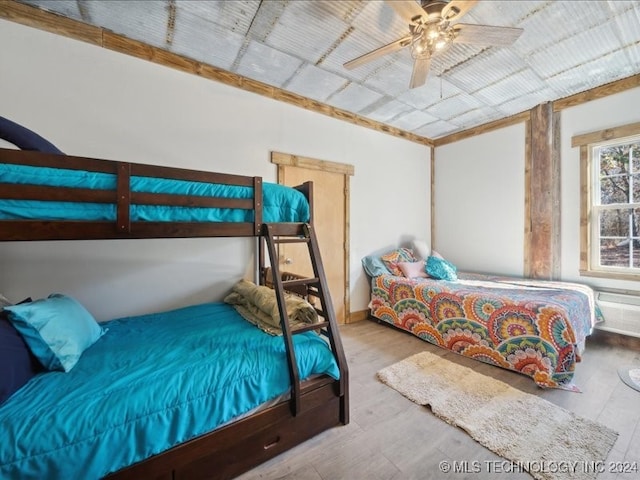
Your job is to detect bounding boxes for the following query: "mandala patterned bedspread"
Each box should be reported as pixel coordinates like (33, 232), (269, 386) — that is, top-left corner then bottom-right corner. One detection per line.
(369, 272), (601, 389)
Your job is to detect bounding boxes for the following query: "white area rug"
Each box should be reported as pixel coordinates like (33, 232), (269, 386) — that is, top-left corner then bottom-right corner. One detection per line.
(377, 352), (619, 480)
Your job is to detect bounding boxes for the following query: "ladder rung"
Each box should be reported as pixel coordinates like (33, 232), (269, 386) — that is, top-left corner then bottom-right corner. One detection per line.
(273, 237), (309, 244)
(292, 321), (329, 334)
(266, 223), (306, 236)
(282, 277), (319, 287)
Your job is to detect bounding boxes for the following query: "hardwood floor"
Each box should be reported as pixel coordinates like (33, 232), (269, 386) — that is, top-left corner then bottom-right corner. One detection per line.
(237, 320), (640, 480)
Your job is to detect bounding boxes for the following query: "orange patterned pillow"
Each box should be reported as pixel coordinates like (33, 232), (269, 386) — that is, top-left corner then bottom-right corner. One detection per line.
(380, 248), (416, 276)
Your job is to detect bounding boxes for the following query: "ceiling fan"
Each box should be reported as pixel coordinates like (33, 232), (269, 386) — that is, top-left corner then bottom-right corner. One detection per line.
(344, 0), (524, 89)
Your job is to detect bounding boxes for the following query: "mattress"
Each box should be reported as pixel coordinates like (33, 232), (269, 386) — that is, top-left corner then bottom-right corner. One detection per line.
(0, 163), (310, 223)
(0, 302), (339, 479)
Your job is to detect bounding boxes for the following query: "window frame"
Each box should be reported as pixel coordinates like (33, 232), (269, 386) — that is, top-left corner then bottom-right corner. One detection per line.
(572, 121), (640, 281)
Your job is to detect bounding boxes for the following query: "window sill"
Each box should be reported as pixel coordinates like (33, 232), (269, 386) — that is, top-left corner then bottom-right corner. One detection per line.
(580, 269), (640, 282)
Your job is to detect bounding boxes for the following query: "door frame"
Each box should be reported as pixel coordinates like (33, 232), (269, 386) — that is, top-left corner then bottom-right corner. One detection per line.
(271, 151), (354, 323)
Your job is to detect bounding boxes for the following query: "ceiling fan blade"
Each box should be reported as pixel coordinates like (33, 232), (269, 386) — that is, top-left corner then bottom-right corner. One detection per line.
(453, 23), (524, 46)
(442, 1), (477, 23)
(409, 57), (430, 89)
(384, 0), (426, 23)
(344, 35), (413, 70)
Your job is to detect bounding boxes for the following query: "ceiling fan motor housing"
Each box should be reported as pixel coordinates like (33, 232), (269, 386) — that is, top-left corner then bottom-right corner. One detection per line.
(420, 1), (448, 19)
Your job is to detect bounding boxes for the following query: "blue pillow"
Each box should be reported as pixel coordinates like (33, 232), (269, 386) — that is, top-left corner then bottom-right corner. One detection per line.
(4, 294), (105, 372)
(426, 256), (458, 281)
(0, 115), (64, 154)
(0, 301), (45, 405)
(362, 254), (391, 277)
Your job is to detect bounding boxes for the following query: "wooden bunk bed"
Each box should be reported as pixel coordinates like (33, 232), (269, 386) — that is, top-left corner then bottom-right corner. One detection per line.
(0, 148), (349, 479)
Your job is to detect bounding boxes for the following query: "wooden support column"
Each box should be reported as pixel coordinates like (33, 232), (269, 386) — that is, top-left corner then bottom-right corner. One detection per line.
(525, 102), (561, 279)
(551, 110), (561, 278)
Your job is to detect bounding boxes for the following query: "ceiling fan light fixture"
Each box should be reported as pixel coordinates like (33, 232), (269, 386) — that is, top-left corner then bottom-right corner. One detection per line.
(410, 23), (454, 59)
(427, 27), (439, 39)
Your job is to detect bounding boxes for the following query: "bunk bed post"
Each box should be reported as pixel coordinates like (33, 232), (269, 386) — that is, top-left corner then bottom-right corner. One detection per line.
(253, 177), (263, 236)
(254, 177), (266, 286)
(116, 163), (131, 234)
(305, 181), (313, 225)
(294, 181), (313, 225)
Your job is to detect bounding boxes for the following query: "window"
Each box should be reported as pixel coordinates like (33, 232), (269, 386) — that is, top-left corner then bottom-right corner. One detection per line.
(573, 122), (640, 279)
(594, 138), (640, 270)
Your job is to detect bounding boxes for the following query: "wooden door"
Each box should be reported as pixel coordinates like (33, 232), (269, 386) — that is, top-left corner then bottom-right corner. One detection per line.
(272, 153), (353, 324)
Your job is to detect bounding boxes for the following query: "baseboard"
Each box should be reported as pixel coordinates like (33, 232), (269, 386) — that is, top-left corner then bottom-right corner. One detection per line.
(348, 309), (369, 323)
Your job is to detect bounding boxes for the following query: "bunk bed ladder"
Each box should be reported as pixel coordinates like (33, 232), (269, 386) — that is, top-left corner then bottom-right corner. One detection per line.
(262, 223), (349, 422)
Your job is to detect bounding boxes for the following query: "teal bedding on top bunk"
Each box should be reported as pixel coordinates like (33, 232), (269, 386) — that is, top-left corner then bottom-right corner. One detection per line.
(0, 302), (339, 479)
(0, 163), (310, 222)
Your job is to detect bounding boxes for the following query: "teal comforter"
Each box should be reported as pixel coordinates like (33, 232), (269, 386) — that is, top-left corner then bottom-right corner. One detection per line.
(0, 163), (310, 222)
(0, 302), (339, 479)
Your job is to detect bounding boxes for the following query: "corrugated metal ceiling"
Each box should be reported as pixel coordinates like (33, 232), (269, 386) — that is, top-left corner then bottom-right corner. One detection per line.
(15, 0), (640, 140)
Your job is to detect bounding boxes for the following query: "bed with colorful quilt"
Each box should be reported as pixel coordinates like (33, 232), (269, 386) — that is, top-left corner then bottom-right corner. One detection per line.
(365, 247), (601, 390)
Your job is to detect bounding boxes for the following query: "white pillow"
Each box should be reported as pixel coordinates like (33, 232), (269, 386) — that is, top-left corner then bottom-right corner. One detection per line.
(411, 239), (431, 260)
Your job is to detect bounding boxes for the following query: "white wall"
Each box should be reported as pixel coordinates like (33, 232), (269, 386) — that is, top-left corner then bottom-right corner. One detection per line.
(0, 20), (430, 320)
(560, 86), (640, 292)
(433, 123), (526, 276)
(433, 86), (640, 287)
